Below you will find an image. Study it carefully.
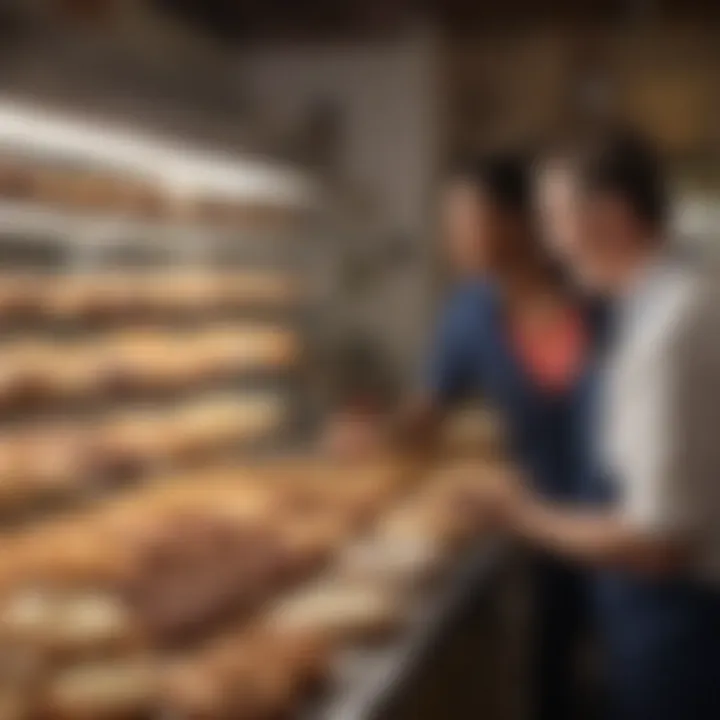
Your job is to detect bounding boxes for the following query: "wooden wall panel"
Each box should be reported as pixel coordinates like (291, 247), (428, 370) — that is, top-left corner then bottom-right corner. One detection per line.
(445, 23), (720, 162)
(606, 26), (720, 154)
(446, 29), (575, 152)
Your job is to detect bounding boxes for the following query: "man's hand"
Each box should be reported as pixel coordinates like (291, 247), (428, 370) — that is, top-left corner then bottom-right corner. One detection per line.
(475, 470), (688, 574)
(322, 395), (445, 461)
(321, 413), (386, 460)
(466, 466), (534, 531)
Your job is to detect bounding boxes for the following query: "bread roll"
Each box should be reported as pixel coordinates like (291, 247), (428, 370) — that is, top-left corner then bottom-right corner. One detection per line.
(0, 275), (45, 320)
(268, 579), (402, 643)
(3, 525), (135, 591)
(54, 593), (136, 654)
(148, 274), (218, 314)
(0, 589), (136, 657)
(32, 425), (88, 480)
(201, 326), (299, 374)
(338, 534), (443, 587)
(0, 341), (57, 405)
(0, 690), (29, 720)
(161, 628), (329, 720)
(441, 407), (506, 459)
(219, 272), (299, 308)
(0, 162), (34, 200)
(42, 659), (158, 719)
(51, 350), (104, 398)
(93, 410), (171, 474)
(43, 276), (142, 321)
(170, 395), (286, 457)
(161, 659), (229, 718)
(0, 589), (58, 648)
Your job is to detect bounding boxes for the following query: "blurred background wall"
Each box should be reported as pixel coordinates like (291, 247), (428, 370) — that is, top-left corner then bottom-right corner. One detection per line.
(239, 30), (441, 379)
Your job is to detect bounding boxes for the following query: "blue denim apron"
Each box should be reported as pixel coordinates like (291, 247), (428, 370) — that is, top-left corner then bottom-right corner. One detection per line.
(583, 363), (720, 720)
(428, 282), (598, 720)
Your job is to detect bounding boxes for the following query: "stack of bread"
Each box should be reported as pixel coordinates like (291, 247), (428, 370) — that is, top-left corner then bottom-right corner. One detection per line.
(0, 395), (286, 513)
(0, 272), (299, 324)
(0, 161), (164, 219)
(157, 457), (503, 719)
(0, 453), (507, 719)
(0, 265), (300, 523)
(0, 159), (307, 228)
(0, 326), (298, 410)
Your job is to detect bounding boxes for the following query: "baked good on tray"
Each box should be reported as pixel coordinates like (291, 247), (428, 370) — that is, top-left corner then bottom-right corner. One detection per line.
(267, 577), (403, 643)
(160, 627), (331, 720)
(40, 658), (159, 719)
(0, 588), (139, 658)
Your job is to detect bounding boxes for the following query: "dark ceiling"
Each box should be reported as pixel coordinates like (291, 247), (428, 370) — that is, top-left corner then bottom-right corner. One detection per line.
(3, 0), (719, 43)
(150, 0), (419, 41)
(149, 0), (720, 41)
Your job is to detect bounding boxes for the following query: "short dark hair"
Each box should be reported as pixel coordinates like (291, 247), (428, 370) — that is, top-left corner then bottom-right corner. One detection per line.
(450, 152), (531, 216)
(566, 127), (668, 229)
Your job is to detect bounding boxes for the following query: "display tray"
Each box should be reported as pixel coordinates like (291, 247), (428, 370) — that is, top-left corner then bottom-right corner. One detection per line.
(309, 539), (511, 720)
(0, 455), (514, 720)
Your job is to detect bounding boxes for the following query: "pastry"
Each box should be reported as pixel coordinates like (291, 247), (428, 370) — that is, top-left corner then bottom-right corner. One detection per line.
(268, 579), (402, 642)
(0, 589), (136, 657)
(41, 659), (158, 719)
(338, 534), (443, 587)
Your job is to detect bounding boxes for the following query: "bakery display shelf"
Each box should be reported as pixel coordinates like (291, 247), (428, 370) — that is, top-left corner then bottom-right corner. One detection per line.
(0, 393), (289, 526)
(0, 272), (304, 336)
(0, 159), (319, 527)
(0, 325), (299, 417)
(0, 200), (312, 243)
(0, 200), (189, 246)
(0, 370), (295, 424)
(0, 308), (307, 522)
(0, 115), (353, 719)
(0, 306), (304, 339)
(0, 456), (506, 720)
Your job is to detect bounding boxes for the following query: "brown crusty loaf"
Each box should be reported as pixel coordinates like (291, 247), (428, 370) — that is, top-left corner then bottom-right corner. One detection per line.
(0, 395), (286, 513)
(160, 626), (331, 720)
(0, 271), (299, 323)
(0, 325), (298, 409)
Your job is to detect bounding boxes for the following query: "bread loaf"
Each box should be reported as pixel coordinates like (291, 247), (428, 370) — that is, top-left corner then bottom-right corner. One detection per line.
(268, 579), (402, 643)
(41, 659), (158, 719)
(0, 589), (137, 658)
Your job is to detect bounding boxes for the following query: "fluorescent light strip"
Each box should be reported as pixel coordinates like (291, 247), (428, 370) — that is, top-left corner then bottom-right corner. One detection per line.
(0, 97), (315, 205)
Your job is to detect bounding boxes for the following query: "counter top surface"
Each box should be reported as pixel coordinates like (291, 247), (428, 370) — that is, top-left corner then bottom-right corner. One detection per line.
(312, 539), (507, 720)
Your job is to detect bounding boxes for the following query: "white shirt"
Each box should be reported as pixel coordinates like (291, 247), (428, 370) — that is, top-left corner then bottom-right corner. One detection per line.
(600, 256), (720, 583)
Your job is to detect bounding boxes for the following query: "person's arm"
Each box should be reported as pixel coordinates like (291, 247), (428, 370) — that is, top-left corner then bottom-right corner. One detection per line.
(393, 290), (479, 448)
(389, 393), (445, 450)
(508, 495), (688, 575)
(492, 298), (713, 577)
(326, 292), (479, 456)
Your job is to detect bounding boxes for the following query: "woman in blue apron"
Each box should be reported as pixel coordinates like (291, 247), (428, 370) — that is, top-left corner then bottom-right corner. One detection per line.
(491, 128), (720, 720)
(423, 153), (602, 720)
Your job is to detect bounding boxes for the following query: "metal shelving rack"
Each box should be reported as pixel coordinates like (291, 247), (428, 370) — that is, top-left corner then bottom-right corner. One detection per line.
(0, 101), (322, 524)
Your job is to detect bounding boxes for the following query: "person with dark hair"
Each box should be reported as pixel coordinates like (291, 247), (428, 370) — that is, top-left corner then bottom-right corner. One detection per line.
(488, 128), (720, 720)
(331, 151), (602, 720)
(536, 128), (669, 291)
